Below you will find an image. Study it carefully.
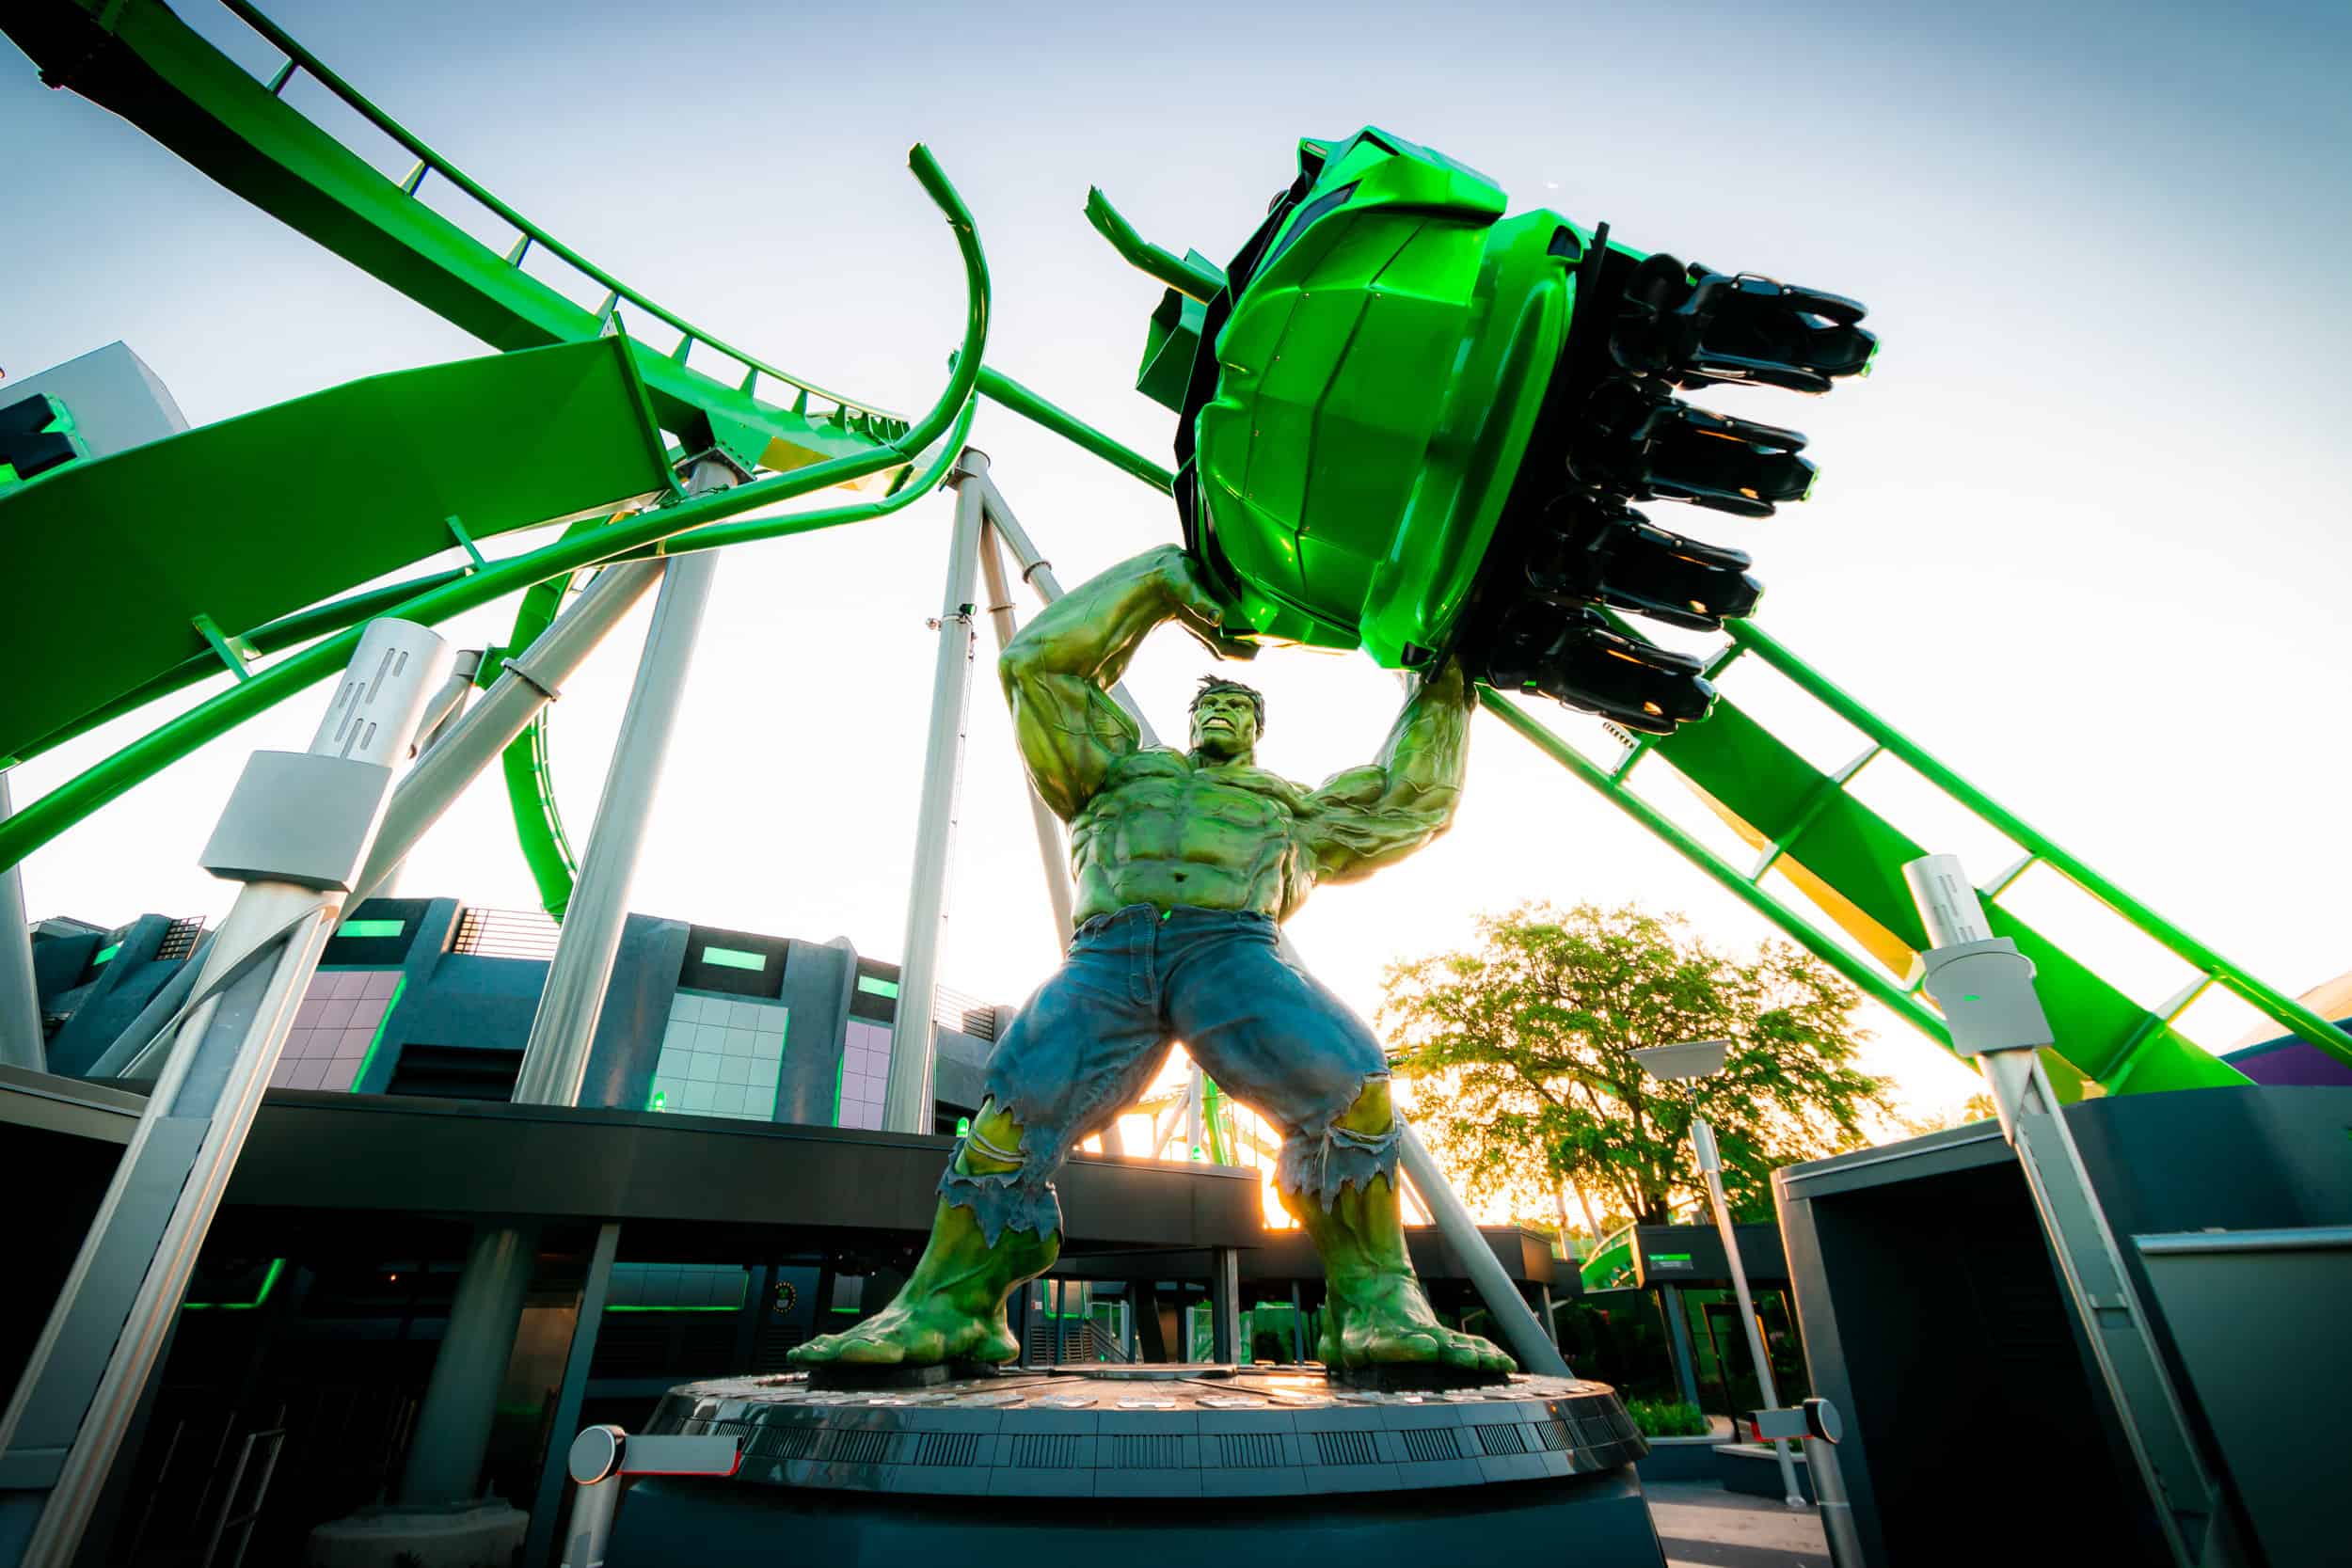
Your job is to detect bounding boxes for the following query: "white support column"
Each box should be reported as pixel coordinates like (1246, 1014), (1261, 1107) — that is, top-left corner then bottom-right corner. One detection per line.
(0, 773), (46, 1070)
(977, 477), (1161, 746)
(1692, 1114), (1804, 1505)
(349, 559), (666, 909)
(1904, 853), (2237, 1566)
(974, 517), (1075, 942)
(0, 620), (451, 1567)
(512, 459), (732, 1108)
(882, 450), (989, 1134)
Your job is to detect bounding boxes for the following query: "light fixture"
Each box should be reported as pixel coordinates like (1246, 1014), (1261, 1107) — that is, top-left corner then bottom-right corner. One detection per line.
(1632, 1038), (1728, 1083)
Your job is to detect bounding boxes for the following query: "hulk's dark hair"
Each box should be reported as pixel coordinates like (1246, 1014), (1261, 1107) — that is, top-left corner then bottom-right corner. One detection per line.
(1189, 675), (1267, 736)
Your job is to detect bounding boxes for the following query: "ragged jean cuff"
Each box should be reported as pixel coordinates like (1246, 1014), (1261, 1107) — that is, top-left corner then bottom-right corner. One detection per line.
(938, 1164), (1062, 1246)
(1275, 1120), (1401, 1210)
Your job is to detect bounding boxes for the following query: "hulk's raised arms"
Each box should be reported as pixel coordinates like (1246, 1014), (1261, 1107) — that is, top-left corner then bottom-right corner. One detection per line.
(998, 545), (1226, 819)
(1296, 653), (1470, 883)
(999, 544), (1473, 881)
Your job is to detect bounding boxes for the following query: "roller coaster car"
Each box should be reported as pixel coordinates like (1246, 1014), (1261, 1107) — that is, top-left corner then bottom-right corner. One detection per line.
(1090, 126), (1873, 733)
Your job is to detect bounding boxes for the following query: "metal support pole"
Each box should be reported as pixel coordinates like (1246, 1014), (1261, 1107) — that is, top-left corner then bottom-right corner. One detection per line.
(0, 773), (46, 1070)
(1904, 854), (2236, 1567)
(85, 935), (211, 1081)
(0, 621), (450, 1567)
(364, 648), (481, 901)
(1210, 1248), (1240, 1363)
(1185, 1068), (1205, 1160)
(974, 518), (1075, 942)
(1692, 1114), (1802, 1506)
(1660, 1283), (1706, 1412)
(397, 1223), (536, 1504)
(350, 560), (666, 908)
(523, 1223), (620, 1568)
(1396, 1124), (1571, 1377)
(513, 458), (733, 1107)
(973, 478), (1161, 746)
(1806, 1432), (1866, 1568)
(882, 451), (988, 1133)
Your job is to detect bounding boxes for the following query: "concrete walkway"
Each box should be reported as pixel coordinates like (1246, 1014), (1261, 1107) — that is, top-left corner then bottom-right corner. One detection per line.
(1646, 1481), (1831, 1568)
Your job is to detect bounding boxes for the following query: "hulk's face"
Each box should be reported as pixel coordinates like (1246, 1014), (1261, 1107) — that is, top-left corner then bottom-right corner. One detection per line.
(1189, 689), (1262, 763)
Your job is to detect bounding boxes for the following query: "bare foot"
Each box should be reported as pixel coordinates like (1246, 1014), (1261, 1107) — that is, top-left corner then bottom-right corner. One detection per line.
(1336, 1273), (1515, 1372)
(788, 1291), (1019, 1368)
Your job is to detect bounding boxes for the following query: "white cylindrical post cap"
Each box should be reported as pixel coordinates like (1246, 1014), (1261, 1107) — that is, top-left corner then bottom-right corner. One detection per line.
(309, 619), (453, 767)
(1903, 853), (1992, 949)
(567, 1424), (627, 1485)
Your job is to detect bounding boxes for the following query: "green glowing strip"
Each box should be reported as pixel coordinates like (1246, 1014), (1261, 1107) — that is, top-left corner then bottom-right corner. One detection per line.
(347, 974), (406, 1091)
(606, 1274), (750, 1314)
(702, 945), (767, 972)
(337, 918), (405, 938)
(91, 942), (120, 966)
(182, 1257), (285, 1311)
(1647, 1254), (1693, 1263)
(855, 975), (898, 998)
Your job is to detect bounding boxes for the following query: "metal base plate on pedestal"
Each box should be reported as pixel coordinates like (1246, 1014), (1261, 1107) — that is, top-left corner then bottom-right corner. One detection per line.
(647, 1363), (1646, 1499)
(609, 1366), (1664, 1565)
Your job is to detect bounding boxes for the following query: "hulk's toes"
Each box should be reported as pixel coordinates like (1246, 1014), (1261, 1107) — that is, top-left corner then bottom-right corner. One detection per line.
(1343, 1319), (1460, 1368)
(1459, 1330), (1516, 1374)
(787, 1318), (946, 1367)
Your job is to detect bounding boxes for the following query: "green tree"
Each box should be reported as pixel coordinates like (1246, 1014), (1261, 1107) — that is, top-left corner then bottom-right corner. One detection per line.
(1382, 903), (1893, 1227)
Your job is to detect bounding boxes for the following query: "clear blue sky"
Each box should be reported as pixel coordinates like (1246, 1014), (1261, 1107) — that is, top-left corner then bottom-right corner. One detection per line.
(5, 0), (2348, 1113)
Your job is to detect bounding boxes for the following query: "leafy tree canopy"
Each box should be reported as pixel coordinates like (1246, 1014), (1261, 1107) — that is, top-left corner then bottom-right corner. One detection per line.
(1382, 903), (1894, 1227)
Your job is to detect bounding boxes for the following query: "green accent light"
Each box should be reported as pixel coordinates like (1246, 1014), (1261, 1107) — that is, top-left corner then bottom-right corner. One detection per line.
(182, 1258), (285, 1311)
(956, 1117), (971, 1137)
(1647, 1253), (1693, 1263)
(337, 918), (405, 938)
(606, 1302), (743, 1314)
(346, 974), (406, 1091)
(605, 1269), (750, 1313)
(90, 942), (121, 966)
(856, 975), (899, 998)
(647, 1090), (667, 1112)
(702, 945), (768, 972)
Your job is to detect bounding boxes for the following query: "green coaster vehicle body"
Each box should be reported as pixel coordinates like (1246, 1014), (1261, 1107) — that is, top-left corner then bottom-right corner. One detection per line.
(1092, 126), (1872, 732)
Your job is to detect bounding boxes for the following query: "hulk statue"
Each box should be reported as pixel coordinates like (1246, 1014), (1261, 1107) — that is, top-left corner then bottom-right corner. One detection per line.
(790, 544), (1511, 1375)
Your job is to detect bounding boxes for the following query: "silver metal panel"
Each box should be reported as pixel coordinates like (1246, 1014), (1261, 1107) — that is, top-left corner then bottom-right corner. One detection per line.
(198, 752), (392, 891)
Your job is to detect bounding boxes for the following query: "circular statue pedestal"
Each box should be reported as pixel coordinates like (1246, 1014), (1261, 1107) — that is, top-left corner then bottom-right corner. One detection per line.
(604, 1365), (1668, 1566)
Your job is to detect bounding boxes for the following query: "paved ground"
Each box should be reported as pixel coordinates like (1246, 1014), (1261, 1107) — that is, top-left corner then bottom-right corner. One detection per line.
(1646, 1481), (1832, 1568)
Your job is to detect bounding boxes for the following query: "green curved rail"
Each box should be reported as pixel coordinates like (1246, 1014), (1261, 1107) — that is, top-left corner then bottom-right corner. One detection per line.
(0, 141), (990, 875)
(211, 0), (899, 425)
(3, 0), (916, 485)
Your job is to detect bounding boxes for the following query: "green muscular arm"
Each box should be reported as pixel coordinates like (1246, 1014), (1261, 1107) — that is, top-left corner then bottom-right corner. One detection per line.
(1000, 545), (1224, 818)
(1303, 654), (1473, 882)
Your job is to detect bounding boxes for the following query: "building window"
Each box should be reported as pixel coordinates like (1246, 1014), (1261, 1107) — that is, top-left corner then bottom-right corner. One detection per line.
(276, 970), (403, 1091)
(837, 1020), (893, 1130)
(650, 990), (786, 1121)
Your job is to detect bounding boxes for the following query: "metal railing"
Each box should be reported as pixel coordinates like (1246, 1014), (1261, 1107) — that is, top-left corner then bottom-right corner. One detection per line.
(451, 905), (562, 961)
(215, 0), (906, 436)
(158, 916), (207, 962)
(933, 983), (1004, 1041)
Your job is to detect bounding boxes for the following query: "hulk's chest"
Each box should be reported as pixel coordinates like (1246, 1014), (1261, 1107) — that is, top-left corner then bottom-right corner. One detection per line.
(1075, 754), (1300, 840)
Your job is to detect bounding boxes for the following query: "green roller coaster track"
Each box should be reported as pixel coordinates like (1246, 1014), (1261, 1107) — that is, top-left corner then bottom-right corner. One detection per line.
(3, 0), (2345, 1138)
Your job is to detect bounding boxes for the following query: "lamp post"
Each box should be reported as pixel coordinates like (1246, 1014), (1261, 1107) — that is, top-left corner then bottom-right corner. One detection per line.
(1631, 1038), (1804, 1510)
